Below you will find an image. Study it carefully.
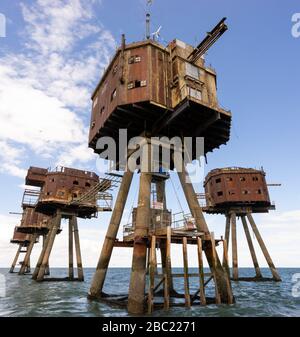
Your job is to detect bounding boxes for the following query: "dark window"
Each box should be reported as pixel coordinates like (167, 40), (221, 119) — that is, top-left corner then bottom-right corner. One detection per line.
(242, 190), (249, 195)
(100, 106), (105, 114)
(229, 190), (235, 195)
(257, 189), (262, 194)
(73, 193), (78, 198)
(128, 56), (134, 64)
(73, 180), (79, 185)
(253, 176), (259, 181)
(226, 177), (233, 182)
(217, 191), (223, 196)
(216, 178), (221, 183)
(85, 182), (91, 187)
(129, 55), (141, 64)
(240, 177), (246, 182)
(50, 178), (55, 182)
(128, 80), (147, 90)
(135, 80), (141, 88)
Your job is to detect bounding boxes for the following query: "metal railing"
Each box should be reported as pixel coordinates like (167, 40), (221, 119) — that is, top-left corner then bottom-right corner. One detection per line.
(22, 189), (40, 207)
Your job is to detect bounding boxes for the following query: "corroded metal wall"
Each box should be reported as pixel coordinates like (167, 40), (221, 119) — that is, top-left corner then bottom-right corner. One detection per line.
(39, 168), (99, 204)
(204, 168), (271, 208)
(88, 38), (231, 156)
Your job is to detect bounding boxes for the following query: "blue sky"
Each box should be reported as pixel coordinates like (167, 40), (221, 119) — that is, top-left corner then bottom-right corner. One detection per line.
(0, 0), (299, 268)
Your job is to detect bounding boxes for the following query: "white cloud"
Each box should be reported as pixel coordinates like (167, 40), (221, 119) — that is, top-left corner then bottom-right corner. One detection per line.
(56, 143), (97, 167)
(0, 140), (26, 178)
(0, 0), (116, 178)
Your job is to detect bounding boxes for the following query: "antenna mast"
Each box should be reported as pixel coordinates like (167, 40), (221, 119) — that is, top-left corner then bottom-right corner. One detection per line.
(146, 0), (152, 39)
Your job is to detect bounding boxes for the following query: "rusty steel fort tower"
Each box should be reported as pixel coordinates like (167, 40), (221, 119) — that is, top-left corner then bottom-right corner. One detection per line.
(203, 167), (281, 282)
(9, 166), (121, 282)
(88, 18), (235, 314)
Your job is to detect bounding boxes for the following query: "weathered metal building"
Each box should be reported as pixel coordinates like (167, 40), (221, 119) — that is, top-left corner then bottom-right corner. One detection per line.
(204, 167), (272, 211)
(202, 167), (281, 282)
(89, 19), (231, 162)
(25, 166), (100, 217)
(88, 18), (235, 314)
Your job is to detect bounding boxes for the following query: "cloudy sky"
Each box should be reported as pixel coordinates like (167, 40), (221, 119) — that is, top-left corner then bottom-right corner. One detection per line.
(0, 0), (299, 270)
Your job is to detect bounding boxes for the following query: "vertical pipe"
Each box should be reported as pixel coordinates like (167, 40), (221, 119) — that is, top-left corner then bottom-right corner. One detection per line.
(177, 168), (234, 304)
(19, 234), (37, 275)
(164, 225), (171, 310)
(69, 218), (74, 280)
(89, 170), (134, 298)
(197, 237), (206, 305)
(241, 216), (262, 278)
(128, 171), (152, 314)
(231, 212), (238, 280)
(148, 235), (156, 314)
(156, 180), (174, 291)
(36, 211), (61, 282)
(73, 216), (84, 281)
(182, 237), (191, 307)
(246, 213), (281, 281)
(10, 245), (21, 273)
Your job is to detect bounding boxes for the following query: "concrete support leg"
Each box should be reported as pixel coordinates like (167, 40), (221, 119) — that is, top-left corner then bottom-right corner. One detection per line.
(177, 168), (234, 304)
(89, 170), (134, 298)
(73, 216), (84, 281)
(69, 218), (74, 280)
(42, 235), (50, 276)
(160, 241), (174, 293)
(241, 216), (262, 278)
(197, 237), (206, 305)
(147, 235), (156, 314)
(127, 171), (152, 314)
(10, 245), (21, 273)
(36, 211), (61, 282)
(231, 212), (238, 280)
(222, 238), (230, 278)
(210, 232), (221, 304)
(223, 215), (230, 267)
(19, 234), (37, 275)
(246, 213), (281, 281)
(25, 257), (31, 274)
(32, 222), (54, 280)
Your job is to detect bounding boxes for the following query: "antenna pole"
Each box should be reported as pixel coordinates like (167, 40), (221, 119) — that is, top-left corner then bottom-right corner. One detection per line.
(146, 13), (150, 39)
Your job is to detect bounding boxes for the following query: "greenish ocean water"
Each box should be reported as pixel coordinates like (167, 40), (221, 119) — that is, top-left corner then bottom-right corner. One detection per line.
(0, 268), (299, 317)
